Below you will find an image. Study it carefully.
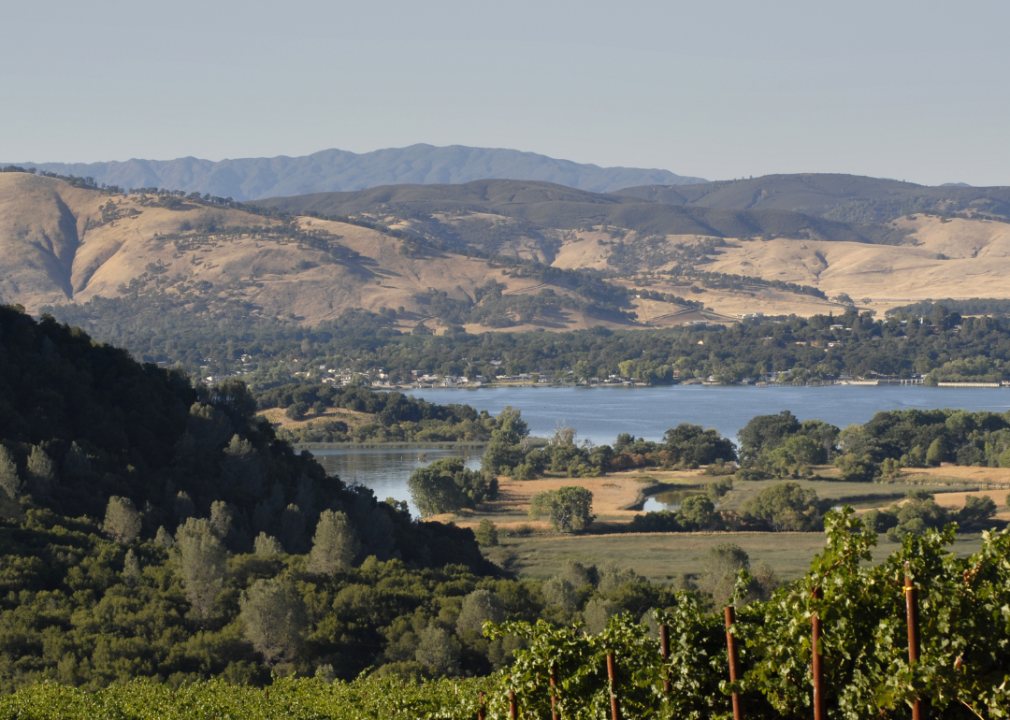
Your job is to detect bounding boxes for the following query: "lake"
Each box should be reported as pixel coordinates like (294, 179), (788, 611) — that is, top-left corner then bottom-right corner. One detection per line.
(311, 385), (1010, 515)
(407, 385), (1010, 445)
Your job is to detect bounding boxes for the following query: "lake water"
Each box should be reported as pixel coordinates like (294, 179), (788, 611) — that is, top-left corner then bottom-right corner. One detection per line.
(311, 385), (1010, 515)
(310, 448), (482, 517)
(407, 385), (1010, 445)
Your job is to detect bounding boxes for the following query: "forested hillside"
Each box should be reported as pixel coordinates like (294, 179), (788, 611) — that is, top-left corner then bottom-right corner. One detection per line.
(0, 304), (485, 560)
(0, 306), (508, 687)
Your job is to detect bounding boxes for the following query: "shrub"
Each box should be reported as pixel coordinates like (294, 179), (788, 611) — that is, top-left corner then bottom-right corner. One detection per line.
(741, 482), (827, 531)
(528, 486), (594, 533)
(408, 458), (495, 517)
(474, 519), (499, 548)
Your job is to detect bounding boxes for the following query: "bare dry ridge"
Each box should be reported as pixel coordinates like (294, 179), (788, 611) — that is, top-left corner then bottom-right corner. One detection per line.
(3, 173), (1010, 327)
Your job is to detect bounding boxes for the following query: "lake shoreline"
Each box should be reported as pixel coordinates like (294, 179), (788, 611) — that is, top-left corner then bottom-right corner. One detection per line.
(403, 385), (1010, 446)
(297, 441), (489, 451)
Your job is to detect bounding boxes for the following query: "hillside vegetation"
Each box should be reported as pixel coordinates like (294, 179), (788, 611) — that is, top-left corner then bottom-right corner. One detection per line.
(0, 305), (478, 562)
(620, 173), (1010, 223)
(256, 383), (496, 444)
(0, 306), (516, 687)
(0, 307), (716, 692)
(257, 179), (907, 245)
(3, 514), (1010, 719)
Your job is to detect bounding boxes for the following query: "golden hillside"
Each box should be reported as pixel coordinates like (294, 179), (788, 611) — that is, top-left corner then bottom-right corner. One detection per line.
(2, 173), (1009, 328)
(0, 174), (653, 330)
(548, 214), (1010, 318)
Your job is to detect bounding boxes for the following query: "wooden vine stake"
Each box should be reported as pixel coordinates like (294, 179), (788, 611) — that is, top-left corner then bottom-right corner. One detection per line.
(550, 662), (560, 720)
(659, 624), (671, 693)
(477, 691), (485, 720)
(905, 563), (923, 720)
(811, 587), (826, 720)
(509, 688), (518, 720)
(724, 606), (743, 720)
(606, 652), (621, 720)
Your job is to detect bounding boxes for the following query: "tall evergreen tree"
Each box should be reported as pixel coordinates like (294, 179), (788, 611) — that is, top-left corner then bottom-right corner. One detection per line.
(25, 445), (56, 497)
(103, 496), (142, 544)
(0, 446), (21, 500)
(239, 577), (307, 666)
(307, 510), (359, 574)
(177, 518), (227, 620)
(254, 532), (284, 556)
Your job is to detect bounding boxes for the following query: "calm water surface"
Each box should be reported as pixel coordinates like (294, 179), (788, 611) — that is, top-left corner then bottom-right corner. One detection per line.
(313, 386), (1010, 513)
(642, 489), (708, 512)
(408, 385), (1010, 445)
(311, 448), (482, 516)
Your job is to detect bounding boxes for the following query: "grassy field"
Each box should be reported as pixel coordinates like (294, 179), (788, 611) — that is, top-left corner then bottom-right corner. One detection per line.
(712, 476), (951, 512)
(452, 462), (1010, 585)
(443, 472), (667, 530)
(452, 464), (1010, 531)
(490, 530), (990, 585)
(474, 464), (1010, 585)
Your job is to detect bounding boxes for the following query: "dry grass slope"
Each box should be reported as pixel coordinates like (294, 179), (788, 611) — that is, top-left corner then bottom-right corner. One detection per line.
(4, 173), (1010, 325)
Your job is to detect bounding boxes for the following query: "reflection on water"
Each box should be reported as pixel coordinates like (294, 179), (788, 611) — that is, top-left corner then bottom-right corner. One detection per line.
(642, 489), (706, 512)
(310, 448), (484, 517)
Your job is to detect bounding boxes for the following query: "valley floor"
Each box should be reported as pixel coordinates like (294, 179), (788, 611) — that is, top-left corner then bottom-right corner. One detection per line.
(446, 464), (1010, 583)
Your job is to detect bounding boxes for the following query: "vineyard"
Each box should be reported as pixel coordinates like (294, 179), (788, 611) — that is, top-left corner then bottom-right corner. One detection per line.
(0, 677), (485, 720)
(2, 509), (1009, 719)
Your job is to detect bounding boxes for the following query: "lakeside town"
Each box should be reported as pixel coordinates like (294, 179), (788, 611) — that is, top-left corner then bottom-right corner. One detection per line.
(202, 362), (1009, 390)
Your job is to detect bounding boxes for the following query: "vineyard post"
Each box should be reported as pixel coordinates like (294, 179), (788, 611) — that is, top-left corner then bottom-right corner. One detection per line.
(550, 662), (560, 720)
(478, 691), (485, 720)
(811, 587), (826, 720)
(509, 688), (518, 720)
(905, 563), (923, 720)
(660, 624), (671, 693)
(607, 652), (621, 720)
(724, 606), (743, 720)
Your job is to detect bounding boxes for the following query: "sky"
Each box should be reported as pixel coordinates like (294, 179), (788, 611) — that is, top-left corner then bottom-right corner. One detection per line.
(3, 0), (1008, 186)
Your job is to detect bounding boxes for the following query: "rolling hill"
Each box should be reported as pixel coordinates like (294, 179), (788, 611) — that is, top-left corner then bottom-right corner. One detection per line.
(4, 169), (1010, 341)
(618, 173), (1010, 223)
(7, 144), (706, 201)
(255, 179), (910, 250)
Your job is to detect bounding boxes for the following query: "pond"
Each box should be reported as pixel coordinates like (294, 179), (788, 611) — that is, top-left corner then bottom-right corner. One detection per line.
(641, 489), (708, 512)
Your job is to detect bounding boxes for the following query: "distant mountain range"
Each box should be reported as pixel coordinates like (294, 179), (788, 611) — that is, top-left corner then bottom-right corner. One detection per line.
(7, 144), (707, 200)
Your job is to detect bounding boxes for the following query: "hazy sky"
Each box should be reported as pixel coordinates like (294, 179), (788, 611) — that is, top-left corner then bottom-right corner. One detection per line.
(4, 0), (1008, 186)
